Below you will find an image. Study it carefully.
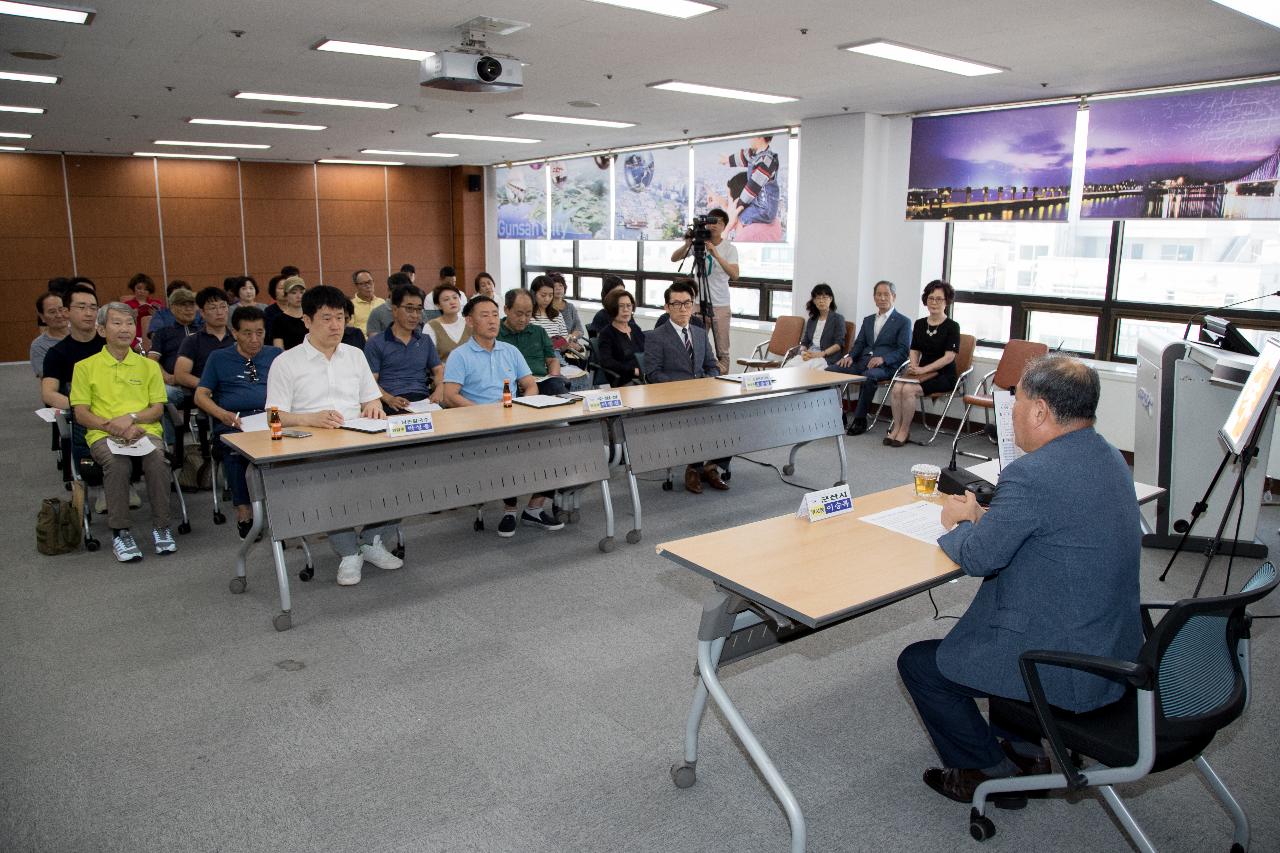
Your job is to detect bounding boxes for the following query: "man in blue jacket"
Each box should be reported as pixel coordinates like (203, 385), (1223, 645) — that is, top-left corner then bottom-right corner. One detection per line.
(897, 355), (1141, 805)
(832, 280), (911, 435)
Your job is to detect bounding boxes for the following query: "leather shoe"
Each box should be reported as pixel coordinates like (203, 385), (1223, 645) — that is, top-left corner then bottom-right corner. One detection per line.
(703, 465), (730, 491)
(684, 467), (703, 494)
(882, 437), (905, 448)
(922, 767), (1028, 809)
(1001, 740), (1052, 777)
(847, 418), (868, 436)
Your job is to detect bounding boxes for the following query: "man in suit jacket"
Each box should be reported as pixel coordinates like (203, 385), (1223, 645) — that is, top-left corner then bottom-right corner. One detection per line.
(897, 355), (1142, 806)
(832, 280), (911, 435)
(645, 279), (731, 493)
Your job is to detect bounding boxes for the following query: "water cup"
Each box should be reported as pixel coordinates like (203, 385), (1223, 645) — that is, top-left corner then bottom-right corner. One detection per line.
(912, 463), (941, 497)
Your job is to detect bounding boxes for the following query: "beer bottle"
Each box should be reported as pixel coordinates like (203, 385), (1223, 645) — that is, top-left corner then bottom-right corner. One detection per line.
(502, 379), (513, 408)
(269, 406), (283, 440)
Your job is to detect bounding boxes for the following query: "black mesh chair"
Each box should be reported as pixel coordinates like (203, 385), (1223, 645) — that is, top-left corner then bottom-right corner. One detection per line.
(968, 562), (1278, 851)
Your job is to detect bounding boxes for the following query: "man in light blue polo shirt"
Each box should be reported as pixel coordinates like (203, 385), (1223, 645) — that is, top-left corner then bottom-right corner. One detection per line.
(443, 295), (563, 537)
(364, 284), (444, 412)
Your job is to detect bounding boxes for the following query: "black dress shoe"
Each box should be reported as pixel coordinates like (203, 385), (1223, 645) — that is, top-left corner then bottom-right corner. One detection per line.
(922, 767), (1028, 809)
(847, 419), (868, 436)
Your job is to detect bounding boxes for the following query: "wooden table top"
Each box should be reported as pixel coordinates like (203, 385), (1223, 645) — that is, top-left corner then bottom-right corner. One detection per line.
(616, 369), (855, 413)
(656, 484), (961, 629)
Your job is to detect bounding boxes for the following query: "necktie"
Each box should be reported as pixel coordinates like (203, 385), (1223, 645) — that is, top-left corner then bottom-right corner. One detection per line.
(682, 326), (694, 366)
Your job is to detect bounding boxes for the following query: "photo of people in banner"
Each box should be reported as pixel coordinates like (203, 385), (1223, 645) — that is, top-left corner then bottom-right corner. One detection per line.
(695, 134), (788, 242)
(496, 164), (547, 239)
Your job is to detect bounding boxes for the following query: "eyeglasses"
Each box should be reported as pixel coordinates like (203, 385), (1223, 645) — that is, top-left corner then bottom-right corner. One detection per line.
(243, 359), (259, 383)
(667, 300), (694, 309)
(69, 302), (97, 311)
(398, 305), (424, 314)
(925, 296), (948, 304)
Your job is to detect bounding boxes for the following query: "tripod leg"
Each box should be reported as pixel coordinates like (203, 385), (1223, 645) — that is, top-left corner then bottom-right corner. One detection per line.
(1158, 450), (1235, 582)
(1192, 449), (1254, 598)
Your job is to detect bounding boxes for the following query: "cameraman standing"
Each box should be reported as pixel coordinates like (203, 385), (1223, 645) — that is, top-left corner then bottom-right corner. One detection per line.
(670, 208), (739, 374)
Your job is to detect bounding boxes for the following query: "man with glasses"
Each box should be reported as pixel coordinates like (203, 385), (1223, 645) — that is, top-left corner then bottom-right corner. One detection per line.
(195, 306), (281, 539)
(173, 287), (234, 395)
(644, 279), (732, 493)
(364, 284), (444, 412)
(42, 283), (104, 411)
(670, 208), (739, 374)
(350, 269), (383, 334)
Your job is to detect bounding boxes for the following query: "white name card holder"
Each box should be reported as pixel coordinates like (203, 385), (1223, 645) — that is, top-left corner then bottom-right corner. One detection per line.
(387, 413), (435, 436)
(741, 372), (775, 390)
(581, 390), (624, 414)
(795, 483), (854, 523)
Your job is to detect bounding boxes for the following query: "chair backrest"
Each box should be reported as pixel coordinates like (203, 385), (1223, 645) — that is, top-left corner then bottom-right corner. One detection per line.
(842, 321), (856, 355)
(1141, 561), (1278, 739)
(954, 334), (977, 379)
(991, 339), (1049, 391)
(767, 316), (805, 357)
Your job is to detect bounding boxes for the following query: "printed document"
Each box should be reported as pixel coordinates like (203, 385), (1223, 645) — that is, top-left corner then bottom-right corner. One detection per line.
(859, 501), (947, 546)
(993, 389), (1025, 470)
(107, 436), (156, 457)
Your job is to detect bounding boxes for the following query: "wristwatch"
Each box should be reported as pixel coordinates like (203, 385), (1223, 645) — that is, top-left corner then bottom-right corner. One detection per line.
(128, 412), (139, 422)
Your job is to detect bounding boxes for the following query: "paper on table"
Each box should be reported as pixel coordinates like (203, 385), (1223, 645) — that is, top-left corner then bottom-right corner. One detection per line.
(858, 501), (948, 546)
(404, 399), (441, 414)
(560, 365), (587, 379)
(107, 435), (156, 457)
(993, 389), (1025, 470)
(513, 394), (573, 409)
(339, 417), (388, 433)
(35, 407), (60, 423)
(238, 412), (270, 432)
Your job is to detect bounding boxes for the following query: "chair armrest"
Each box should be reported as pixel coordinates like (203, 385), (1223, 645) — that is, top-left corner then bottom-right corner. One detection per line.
(976, 368), (996, 396)
(750, 341), (767, 360)
(1140, 601), (1177, 636)
(1018, 649), (1152, 791)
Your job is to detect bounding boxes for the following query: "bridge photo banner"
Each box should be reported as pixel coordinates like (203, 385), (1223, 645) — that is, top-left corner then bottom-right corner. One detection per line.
(906, 103), (1076, 222)
(1082, 80), (1280, 221)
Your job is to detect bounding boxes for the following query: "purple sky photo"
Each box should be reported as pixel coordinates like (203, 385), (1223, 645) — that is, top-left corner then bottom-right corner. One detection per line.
(1084, 82), (1280, 185)
(908, 103), (1077, 190)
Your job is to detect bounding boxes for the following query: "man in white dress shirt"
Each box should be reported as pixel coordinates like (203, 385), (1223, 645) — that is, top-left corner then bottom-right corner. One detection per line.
(265, 285), (403, 586)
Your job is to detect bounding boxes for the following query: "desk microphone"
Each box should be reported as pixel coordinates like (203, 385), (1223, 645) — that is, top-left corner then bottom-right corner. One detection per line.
(1183, 291), (1280, 341)
(938, 434), (996, 506)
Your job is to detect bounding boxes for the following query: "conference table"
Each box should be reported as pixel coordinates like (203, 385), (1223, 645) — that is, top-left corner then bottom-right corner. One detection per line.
(614, 369), (856, 544)
(658, 484), (961, 853)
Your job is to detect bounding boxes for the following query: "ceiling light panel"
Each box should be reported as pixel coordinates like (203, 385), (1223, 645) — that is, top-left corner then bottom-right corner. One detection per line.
(134, 151), (236, 160)
(431, 132), (541, 143)
(314, 39), (434, 61)
(841, 40), (1004, 77)
(318, 158), (403, 165)
(0, 71), (59, 84)
(0, 104), (44, 113)
(361, 148), (458, 158)
(647, 80), (798, 104)
(0, 131), (32, 138)
(154, 140), (270, 149)
(189, 118), (326, 130)
(1211, 0), (1280, 29)
(0, 144), (25, 151)
(0, 1), (92, 24)
(235, 92), (397, 110)
(581, 0), (719, 19)
(510, 112), (635, 128)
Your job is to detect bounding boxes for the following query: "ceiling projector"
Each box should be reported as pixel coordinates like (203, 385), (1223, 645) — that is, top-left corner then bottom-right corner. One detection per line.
(420, 52), (523, 93)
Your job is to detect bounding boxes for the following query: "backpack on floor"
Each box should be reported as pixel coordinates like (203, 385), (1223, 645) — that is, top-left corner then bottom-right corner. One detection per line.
(36, 497), (82, 555)
(177, 444), (211, 491)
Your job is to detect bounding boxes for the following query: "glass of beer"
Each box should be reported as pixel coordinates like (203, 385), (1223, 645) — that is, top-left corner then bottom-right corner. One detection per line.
(912, 463), (941, 497)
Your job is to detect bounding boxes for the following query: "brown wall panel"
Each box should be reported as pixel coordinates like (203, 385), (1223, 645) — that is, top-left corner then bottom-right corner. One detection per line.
(70, 196), (160, 238)
(163, 236), (245, 280)
(388, 236), (448, 280)
(387, 200), (452, 236)
(240, 162), (315, 200)
(387, 166), (450, 201)
(156, 160), (239, 199)
(318, 234), (387, 280)
(242, 198), (317, 237)
(0, 196), (70, 239)
(73, 236), (165, 282)
(451, 166), (486, 288)
(1, 318), (41, 363)
(65, 155), (157, 198)
(160, 197), (242, 237)
(316, 164), (385, 200)
(65, 155), (163, 292)
(319, 199), (387, 237)
(241, 163), (319, 282)
(244, 236), (319, 288)
(0, 152), (65, 196)
(0, 237), (76, 278)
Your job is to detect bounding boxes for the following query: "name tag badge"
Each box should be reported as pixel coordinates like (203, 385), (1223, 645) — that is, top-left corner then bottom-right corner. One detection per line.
(387, 413), (434, 436)
(795, 484), (854, 523)
(581, 389), (623, 413)
(741, 372), (775, 390)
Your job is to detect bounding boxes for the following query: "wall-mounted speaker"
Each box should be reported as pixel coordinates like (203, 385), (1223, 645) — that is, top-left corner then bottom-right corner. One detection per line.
(466, 174), (482, 192)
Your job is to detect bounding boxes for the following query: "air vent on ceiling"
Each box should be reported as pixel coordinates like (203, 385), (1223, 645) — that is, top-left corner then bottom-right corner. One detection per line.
(261, 109), (305, 116)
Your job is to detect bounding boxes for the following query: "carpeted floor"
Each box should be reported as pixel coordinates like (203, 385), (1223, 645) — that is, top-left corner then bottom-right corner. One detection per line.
(2, 362), (1276, 852)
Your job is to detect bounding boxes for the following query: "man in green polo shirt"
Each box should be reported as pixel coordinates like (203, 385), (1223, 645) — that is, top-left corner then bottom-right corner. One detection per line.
(70, 301), (176, 563)
(497, 288), (567, 395)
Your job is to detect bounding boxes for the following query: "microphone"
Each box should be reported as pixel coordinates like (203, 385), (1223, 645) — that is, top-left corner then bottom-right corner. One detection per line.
(1183, 291), (1280, 341)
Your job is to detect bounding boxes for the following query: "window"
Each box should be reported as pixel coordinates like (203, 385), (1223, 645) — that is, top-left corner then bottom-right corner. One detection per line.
(1117, 221), (1280, 308)
(952, 303), (1011, 345)
(950, 221), (1111, 300)
(1026, 311), (1098, 354)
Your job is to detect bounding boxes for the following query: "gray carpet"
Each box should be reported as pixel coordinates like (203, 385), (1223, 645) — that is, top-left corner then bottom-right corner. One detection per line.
(2, 361), (1277, 853)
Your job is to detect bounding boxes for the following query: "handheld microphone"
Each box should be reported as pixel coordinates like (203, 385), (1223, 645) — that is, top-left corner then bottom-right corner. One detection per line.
(1183, 291), (1280, 342)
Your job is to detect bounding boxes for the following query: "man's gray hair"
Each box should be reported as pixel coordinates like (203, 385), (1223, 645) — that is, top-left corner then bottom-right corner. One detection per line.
(873, 279), (896, 296)
(97, 301), (136, 326)
(1020, 354), (1100, 423)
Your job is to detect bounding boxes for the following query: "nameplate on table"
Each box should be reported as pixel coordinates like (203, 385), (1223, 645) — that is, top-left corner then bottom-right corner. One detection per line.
(387, 413), (434, 436)
(740, 372), (775, 390)
(581, 390), (624, 413)
(795, 484), (854, 523)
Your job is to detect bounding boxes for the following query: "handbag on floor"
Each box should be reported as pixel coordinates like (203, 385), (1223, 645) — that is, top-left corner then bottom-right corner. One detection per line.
(36, 497), (82, 555)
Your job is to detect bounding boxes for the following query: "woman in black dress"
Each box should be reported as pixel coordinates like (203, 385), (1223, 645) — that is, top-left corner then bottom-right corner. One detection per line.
(595, 288), (645, 386)
(884, 279), (960, 447)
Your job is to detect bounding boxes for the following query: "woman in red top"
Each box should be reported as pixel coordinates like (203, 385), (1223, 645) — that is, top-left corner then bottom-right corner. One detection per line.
(123, 272), (164, 343)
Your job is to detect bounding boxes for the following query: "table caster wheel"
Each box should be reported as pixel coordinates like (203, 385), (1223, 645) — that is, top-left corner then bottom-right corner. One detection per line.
(229, 576), (246, 594)
(213, 511), (226, 525)
(626, 530), (641, 544)
(473, 519), (484, 532)
(392, 545), (405, 560)
(599, 537), (616, 553)
(178, 522), (192, 534)
(671, 761), (696, 788)
(662, 480), (674, 491)
(273, 612), (292, 632)
(969, 810), (995, 841)
(568, 510), (581, 523)
(782, 464), (794, 476)
(299, 565), (314, 582)
(85, 537), (100, 552)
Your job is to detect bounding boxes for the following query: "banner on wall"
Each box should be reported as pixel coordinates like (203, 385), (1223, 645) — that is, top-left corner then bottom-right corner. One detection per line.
(906, 103), (1076, 222)
(549, 156), (611, 240)
(614, 147), (689, 240)
(1082, 82), (1280, 220)
(496, 164), (547, 239)
(694, 134), (788, 243)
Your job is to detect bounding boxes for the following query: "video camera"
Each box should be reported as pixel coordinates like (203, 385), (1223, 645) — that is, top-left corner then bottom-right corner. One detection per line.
(684, 214), (714, 247)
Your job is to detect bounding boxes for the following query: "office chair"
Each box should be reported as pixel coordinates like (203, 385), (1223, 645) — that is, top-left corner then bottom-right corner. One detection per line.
(738, 315), (804, 371)
(870, 333), (977, 444)
(949, 339), (1048, 462)
(969, 561), (1278, 851)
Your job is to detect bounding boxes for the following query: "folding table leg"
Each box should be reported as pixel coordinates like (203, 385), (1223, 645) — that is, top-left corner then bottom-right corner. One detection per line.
(229, 499), (263, 595)
(598, 478), (616, 552)
(269, 538), (293, 632)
